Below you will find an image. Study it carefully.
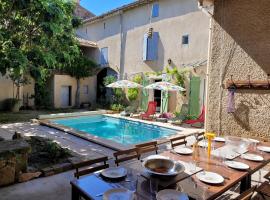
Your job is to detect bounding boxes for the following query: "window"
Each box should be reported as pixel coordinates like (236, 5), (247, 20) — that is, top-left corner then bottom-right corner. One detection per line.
(103, 22), (106, 29)
(152, 3), (159, 18)
(83, 85), (88, 95)
(143, 32), (159, 61)
(182, 34), (189, 45)
(100, 47), (108, 65)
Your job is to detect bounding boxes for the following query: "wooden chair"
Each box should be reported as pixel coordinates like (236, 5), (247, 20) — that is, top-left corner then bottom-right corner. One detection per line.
(234, 186), (257, 200)
(113, 148), (139, 166)
(170, 135), (187, 149)
(74, 156), (109, 179)
(256, 181), (270, 199)
(195, 132), (205, 141)
(264, 171), (270, 181)
(135, 141), (158, 159)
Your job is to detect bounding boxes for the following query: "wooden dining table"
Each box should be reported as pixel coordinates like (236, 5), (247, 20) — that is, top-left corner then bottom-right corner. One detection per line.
(70, 140), (270, 200)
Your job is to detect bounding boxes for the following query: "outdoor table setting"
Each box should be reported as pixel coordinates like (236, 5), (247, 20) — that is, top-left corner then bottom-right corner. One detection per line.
(70, 135), (270, 200)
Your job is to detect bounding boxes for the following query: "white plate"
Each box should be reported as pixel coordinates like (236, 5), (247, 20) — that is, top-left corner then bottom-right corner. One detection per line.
(103, 188), (134, 200)
(174, 147), (193, 155)
(213, 137), (225, 142)
(257, 146), (270, 153)
(224, 161), (249, 170)
(244, 138), (260, 144)
(241, 153), (264, 162)
(196, 171), (224, 184)
(101, 167), (127, 179)
(156, 189), (189, 200)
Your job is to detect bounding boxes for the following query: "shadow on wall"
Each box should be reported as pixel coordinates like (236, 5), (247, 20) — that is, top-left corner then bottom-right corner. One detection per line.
(233, 101), (250, 131)
(214, 0), (270, 74)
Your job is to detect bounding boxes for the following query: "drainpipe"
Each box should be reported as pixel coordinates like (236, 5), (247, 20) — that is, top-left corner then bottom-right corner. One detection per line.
(205, 17), (213, 133)
(119, 11), (124, 80)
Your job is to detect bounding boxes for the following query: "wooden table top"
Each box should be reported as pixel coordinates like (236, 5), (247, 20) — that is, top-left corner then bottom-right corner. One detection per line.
(161, 141), (270, 200)
(71, 141), (270, 200)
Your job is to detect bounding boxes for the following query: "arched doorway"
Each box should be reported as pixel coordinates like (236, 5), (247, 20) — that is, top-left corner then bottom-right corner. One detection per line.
(96, 67), (118, 105)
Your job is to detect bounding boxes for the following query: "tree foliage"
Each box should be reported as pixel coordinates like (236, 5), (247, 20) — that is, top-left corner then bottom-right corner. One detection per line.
(65, 55), (97, 79)
(127, 74), (142, 102)
(0, 0), (83, 106)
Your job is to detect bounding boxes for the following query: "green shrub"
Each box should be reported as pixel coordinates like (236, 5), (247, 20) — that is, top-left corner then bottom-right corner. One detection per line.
(111, 104), (125, 112)
(3, 98), (21, 111)
(127, 74), (142, 102)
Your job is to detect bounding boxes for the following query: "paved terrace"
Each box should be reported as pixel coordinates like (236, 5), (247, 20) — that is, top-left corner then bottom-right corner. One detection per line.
(0, 122), (268, 200)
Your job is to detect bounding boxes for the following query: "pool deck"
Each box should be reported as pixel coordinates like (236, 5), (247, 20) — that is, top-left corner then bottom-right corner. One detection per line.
(39, 112), (204, 151)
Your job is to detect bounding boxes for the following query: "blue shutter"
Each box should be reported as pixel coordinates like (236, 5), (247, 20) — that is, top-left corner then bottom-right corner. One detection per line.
(147, 32), (159, 61)
(152, 3), (159, 18)
(143, 34), (148, 61)
(100, 47), (108, 65)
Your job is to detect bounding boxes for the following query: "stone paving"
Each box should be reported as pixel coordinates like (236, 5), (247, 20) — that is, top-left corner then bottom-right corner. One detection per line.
(0, 122), (269, 200)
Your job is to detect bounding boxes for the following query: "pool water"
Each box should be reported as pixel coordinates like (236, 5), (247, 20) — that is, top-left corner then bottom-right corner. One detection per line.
(53, 115), (178, 145)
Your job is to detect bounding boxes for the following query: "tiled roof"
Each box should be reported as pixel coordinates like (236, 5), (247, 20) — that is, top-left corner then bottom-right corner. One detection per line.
(76, 37), (98, 48)
(84, 0), (157, 24)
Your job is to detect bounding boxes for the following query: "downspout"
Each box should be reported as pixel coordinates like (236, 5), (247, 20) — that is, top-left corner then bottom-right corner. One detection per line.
(119, 11), (124, 80)
(205, 17), (213, 133)
(198, 1), (214, 132)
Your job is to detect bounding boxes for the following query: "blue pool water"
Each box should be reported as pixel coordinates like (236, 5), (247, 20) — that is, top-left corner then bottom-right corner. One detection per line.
(53, 115), (178, 145)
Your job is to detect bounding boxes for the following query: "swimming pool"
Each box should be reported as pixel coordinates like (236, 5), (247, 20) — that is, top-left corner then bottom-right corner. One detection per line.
(53, 115), (178, 145)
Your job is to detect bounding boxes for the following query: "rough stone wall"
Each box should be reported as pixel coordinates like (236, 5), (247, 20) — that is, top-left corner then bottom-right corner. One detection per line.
(206, 0), (270, 140)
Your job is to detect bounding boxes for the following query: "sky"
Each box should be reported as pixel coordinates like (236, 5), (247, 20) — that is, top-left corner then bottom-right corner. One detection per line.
(80, 0), (136, 16)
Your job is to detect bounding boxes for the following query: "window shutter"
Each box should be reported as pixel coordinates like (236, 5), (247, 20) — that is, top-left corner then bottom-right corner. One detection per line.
(143, 34), (148, 61)
(152, 3), (159, 18)
(147, 32), (159, 60)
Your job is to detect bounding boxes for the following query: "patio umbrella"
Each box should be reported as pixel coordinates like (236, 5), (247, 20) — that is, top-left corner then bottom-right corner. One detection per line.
(106, 80), (143, 89)
(144, 81), (186, 91)
(144, 81), (186, 113)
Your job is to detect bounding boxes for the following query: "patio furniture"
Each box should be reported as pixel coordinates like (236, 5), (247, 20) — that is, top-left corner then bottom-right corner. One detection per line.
(170, 135), (187, 149)
(113, 148), (139, 166)
(234, 186), (257, 200)
(74, 156), (109, 179)
(183, 106), (205, 127)
(135, 141), (158, 159)
(195, 131), (205, 142)
(70, 137), (270, 200)
(140, 101), (157, 120)
(264, 171), (270, 181)
(169, 104), (189, 125)
(256, 181), (270, 199)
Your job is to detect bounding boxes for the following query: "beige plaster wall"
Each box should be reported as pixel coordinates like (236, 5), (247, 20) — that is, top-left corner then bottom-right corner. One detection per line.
(79, 0), (210, 74)
(53, 75), (97, 108)
(0, 74), (35, 109)
(206, 0), (270, 140)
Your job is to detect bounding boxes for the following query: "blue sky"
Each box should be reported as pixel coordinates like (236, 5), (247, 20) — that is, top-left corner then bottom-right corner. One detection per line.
(80, 0), (136, 16)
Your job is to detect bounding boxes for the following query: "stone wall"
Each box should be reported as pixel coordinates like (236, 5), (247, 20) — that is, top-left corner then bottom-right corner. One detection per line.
(206, 0), (270, 140)
(0, 140), (30, 186)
